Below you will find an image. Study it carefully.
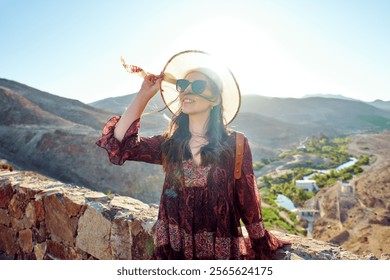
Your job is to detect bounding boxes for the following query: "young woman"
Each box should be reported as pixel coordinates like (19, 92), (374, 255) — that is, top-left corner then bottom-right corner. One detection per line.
(97, 51), (290, 259)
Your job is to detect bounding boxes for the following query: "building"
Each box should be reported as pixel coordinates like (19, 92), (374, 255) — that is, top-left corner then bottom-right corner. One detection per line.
(295, 180), (318, 192)
(296, 208), (320, 221)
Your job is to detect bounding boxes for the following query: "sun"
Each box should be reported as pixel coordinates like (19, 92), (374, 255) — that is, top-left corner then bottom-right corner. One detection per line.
(159, 15), (335, 99)
(163, 16), (290, 95)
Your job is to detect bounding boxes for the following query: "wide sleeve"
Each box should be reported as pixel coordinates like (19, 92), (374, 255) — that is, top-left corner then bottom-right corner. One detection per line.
(96, 116), (164, 165)
(235, 136), (290, 259)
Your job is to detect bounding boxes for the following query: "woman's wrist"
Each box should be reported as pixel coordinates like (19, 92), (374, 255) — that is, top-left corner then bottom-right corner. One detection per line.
(135, 89), (154, 105)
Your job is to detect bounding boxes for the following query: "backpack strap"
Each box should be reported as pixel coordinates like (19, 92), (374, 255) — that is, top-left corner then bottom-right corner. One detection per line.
(234, 132), (245, 180)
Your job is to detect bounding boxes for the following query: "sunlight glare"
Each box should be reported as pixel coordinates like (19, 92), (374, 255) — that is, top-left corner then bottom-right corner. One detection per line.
(163, 16), (347, 98)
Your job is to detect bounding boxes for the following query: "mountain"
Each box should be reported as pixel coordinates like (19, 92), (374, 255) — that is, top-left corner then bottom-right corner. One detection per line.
(312, 131), (390, 258)
(0, 78), (111, 130)
(369, 99), (390, 111)
(1, 78), (389, 259)
(92, 93), (390, 135)
(0, 79), (164, 204)
(0, 87), (72, 126)
(239, 95), (390, 133)
(1, 78), (390, 204)
(303, 93), (390, 112)
(2, 167), (380, 260)
(302, 93), (359, 101)
(90, 92), (390, 166)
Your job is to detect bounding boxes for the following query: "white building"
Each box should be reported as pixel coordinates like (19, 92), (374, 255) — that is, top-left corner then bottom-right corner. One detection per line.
(296, 208), (320, 221)
(295, 180), (318, 192)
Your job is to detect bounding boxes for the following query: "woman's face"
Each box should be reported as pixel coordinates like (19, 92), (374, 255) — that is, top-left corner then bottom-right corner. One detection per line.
(179, 72), (219, 117)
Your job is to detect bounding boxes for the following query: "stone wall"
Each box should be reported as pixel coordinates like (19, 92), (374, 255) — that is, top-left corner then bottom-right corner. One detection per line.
(0, 169), (157, 260)
(0, 169), (386, 260)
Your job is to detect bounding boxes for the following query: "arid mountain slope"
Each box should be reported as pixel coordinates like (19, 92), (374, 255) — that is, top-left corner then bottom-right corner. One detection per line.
(1, 78), (389, 205)
(0, 79), (165, 203)
(312, 131), (390, 258)
(0, 78), (112, 130)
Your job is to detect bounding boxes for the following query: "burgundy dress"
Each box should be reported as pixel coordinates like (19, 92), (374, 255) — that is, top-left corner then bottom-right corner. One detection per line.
(96, 117), (289, 259)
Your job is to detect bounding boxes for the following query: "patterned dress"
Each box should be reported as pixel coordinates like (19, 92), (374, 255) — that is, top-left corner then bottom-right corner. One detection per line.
(96, 116), (290, 259)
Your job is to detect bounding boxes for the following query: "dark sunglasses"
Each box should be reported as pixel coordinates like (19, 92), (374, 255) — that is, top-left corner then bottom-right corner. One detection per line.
(176, 79), (207, 94)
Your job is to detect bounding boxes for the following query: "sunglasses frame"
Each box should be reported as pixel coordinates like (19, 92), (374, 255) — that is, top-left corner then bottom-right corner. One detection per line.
(176, 79), (207, 95)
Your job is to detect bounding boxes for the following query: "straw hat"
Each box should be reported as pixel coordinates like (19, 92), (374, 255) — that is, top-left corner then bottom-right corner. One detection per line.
(160, 50), (241, 125)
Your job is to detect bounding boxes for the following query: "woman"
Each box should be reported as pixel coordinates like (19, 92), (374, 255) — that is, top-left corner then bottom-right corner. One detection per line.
(96, 51), (290, 259)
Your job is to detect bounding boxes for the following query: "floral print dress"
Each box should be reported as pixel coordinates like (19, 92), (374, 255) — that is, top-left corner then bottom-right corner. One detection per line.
(96, 117), (289, 259)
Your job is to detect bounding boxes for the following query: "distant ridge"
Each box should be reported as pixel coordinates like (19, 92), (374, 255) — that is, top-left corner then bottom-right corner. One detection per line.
(0, 87), (72, 126)
(0, 78), (112, 130)
(302, 93), (360, 101)
(302, 93), (390, 111)
(89, 92), (165, 115)
(1, 77), (390, 204)
(369, 99), (390, 111)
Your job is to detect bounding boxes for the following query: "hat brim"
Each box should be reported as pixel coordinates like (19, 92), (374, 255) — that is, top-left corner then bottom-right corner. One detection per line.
(160, 50), (241, 125)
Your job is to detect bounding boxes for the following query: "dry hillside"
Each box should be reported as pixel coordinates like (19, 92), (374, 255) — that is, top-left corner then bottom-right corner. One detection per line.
(312, 131), (390, 258)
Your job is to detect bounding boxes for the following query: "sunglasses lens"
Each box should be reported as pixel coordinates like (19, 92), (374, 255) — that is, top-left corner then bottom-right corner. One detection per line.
(192, 80), (207, 94)
(176, 79), (190, 93)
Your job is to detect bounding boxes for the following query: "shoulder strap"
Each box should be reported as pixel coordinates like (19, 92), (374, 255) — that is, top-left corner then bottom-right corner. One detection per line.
(234, 132), (245, 180)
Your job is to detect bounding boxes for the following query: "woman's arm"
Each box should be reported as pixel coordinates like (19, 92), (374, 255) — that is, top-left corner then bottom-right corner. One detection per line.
(96, 73), (165, 166)
(234, 136), (290, 259)
(114, 74), (162, 142)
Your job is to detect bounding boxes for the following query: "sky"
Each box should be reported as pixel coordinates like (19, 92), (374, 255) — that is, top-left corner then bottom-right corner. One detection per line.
(0, 0), (389, 103)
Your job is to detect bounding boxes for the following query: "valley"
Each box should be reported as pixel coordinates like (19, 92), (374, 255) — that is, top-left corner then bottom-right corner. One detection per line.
(1, 78), (389, 258)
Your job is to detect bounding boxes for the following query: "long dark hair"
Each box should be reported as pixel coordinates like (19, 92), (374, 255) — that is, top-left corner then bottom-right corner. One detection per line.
(161, 68), (233, 168)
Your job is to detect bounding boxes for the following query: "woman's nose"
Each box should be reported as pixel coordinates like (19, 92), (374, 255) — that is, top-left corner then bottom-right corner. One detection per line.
(179, 90), (186, 100)
(180, 85), (192, 97)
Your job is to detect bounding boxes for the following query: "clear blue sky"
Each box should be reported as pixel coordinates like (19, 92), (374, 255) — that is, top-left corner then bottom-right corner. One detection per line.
(1, 0), (389, 103)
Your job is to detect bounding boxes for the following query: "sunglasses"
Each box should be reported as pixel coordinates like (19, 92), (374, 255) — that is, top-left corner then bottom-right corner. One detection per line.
(176, 79), (207, 95)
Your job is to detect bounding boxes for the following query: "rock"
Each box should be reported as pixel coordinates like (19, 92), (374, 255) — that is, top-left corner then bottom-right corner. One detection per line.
(0, 168), (378, 260)
(111, 218), (132, 260)
(18, 228), (33, 253)
(0, 179), (13, 208)
(76, 205), (112, 260)
(0, 209), (11, 226)
(43, 193), (78, 246)
(0, 224), (19, 257)
(34, 242), (46, 260)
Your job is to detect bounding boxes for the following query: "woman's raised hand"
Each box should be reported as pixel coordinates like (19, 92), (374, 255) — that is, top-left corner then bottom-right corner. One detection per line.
(138, 73), (163, 101)
(113, 73), (163, 142)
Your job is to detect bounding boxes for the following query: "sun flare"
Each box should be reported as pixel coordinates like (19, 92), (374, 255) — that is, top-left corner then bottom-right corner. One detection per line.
(164, 16), (339, 98)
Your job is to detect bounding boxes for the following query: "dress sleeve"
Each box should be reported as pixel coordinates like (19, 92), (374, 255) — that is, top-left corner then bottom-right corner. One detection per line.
(235, 136), (290, 259)
(96, 116), (164, 165)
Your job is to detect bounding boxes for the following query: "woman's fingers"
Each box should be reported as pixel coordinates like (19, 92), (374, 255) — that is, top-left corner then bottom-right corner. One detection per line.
(138, 74), (162, 99)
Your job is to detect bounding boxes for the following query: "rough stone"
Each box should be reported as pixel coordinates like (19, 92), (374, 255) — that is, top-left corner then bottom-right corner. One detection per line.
(44, 193), (78, 246)
(46, 240), (83, 260)
(23, 202), (36, 228)
(110, 196), (150, 213)
(131, 219), (154, 260)
(8, 195), (25, 219)
(85, 190), (108, 202)
(0, 179), (13, 208)
(1, 169), (381, 260)
(34, 242), (47, 260)
(34, 199), (45, 222)
(18, 228), (33, 253)
(76, 205), (112, 260)
(32, 222), (47, 243)
(63, 195), (85, 217)
(111, 218), (132, 259)
(0, 209), (10, 226)
(0, 224), (19, 258)
(11, 216), (25, 231)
